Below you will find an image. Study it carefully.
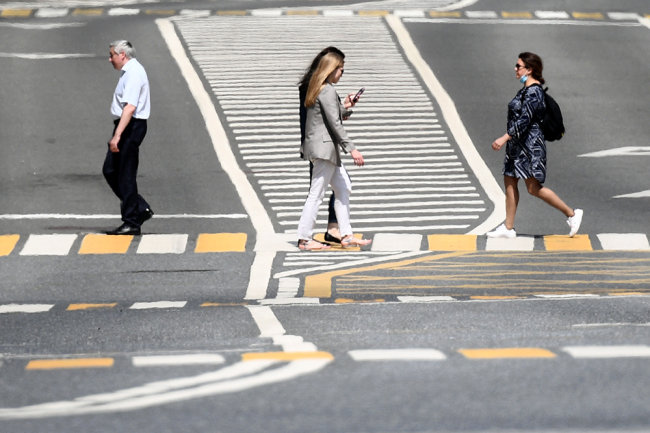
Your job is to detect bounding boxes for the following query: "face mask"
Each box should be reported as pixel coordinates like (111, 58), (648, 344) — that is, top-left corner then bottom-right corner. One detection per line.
(519, 74), (528, 84)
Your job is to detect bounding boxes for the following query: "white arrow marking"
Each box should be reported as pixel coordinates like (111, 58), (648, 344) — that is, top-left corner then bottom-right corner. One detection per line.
(613, 190), (650, 198)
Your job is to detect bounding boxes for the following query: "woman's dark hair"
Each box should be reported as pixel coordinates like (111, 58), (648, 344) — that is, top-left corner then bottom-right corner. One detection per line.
(298, 46), (345, 89)
(518, 52), (545, 85)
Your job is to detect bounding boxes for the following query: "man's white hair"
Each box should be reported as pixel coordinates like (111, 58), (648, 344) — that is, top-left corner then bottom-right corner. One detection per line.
(110, 40), (136, 58)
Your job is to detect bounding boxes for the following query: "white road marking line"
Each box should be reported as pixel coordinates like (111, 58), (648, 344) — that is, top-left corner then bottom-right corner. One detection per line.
(485, 236), (535, 251)
(608, 12), (641, 20)
(535, 11), (570, 19)
(0, 52), (95, 59)
(535, 294), (600, 299)
(246, 305), (286, 338)
(597, 233), (650, 250)
(0, 304), (54, 314)
(277, 277), (300, 298)
(0, 213), (247, 220)
(404, 17), (642, 26)
(129, 301), (187, 310)
(573, 323), (650, 328)
(349, 349), (446, 361)
(19, 234), (77, 256)
(136, 234), (188, 254)
(108, 8), (139, 16)
(157, 18), (274, 301)
(132, 354), (225, 367)
(578, 146), (650, 157)
(0, 22), (85, 29)
(397, 296), (455, 303)
(613, 190), (650, 199)
(563, 345), (650, 359)
(34, 8), (69, 18)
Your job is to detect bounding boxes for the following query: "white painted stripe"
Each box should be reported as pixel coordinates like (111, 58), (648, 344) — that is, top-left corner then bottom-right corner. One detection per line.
(371, 233), (423, 251)
(277, 277), (300, 298)
(136, 234), (188, 254)
(535, 294), (600, 299)
(563, 345), (650, 359)
(0, 304), (54, 314)
(608, 12), (640, 20)
(349, 349), (446, 361)
(597, 233), (650, 250)
(179, 10), (211, 17)
(485, 236), (535, 251)
(613, 190), (650, 199)
(0, 52), (94, 59)
(132, 354), (225, 367)
(397, 296), (455, 303)
(157, 19), (274, 300)
(20, 234), (77, 256)
(393, 10), (425, 18)
(246, 305), (285, 338)
(465, 11), (498, 18)
(405, 18), (642, 27)
(573, 323), (650, 328)
(535, 10), (570, 19)
(259, 298), (322, 305)
(0, 213), (247, 220)
(250, 9), (283, 17)
(34, 8), (69, 18)
(108, 8), (139, 16)
(322, 10), (354, 17)
(0, 22), (85, 29)
(130, 301), (187, 310)
(386, 15), (504, 236)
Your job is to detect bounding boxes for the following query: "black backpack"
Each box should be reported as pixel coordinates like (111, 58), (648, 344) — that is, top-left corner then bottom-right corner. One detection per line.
(541, 87), (565, 142)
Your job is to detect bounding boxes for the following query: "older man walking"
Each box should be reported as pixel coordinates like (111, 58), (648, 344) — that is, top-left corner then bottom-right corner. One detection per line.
(103, 40), (153, 235)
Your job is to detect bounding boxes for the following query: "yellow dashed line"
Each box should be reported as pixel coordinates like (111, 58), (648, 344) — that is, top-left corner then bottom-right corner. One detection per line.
(195, 233), (247, 253)
(459, 348), (556, 359)
(608, 292), (645, 296)
(286, 10), (318, 15)
(358, 10), (390, 17)
(144, 9), (176, 16)
(573, 12), (604, 19)
(78, 234), (133, 255)
(428, 234), (477, 251)
(72, 8), (103, 16)
(242, 351), (334, 361)
(26, 358), (114, 370)
(66, 303), (117, 311)
(0, 234), (19, 256)
(216, 10), (247, 16)
(429, 11), (462, 18)
(1, 9), (32, 17)
(502, 11), (533, 19)
(543, 234), (593, 251)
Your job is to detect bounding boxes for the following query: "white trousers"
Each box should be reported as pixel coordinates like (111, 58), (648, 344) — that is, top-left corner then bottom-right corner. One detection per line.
(297, 159), (352, 240)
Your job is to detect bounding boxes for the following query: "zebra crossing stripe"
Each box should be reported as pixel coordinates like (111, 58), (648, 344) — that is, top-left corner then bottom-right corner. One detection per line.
(20, 234), (77, 256)
(0, 235), (19, 256)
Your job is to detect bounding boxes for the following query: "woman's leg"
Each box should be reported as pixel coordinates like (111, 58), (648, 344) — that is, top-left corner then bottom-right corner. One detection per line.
(297, 160), (335, 240)
(329, 165), (352, 238)
(504, 175), (519, 230)
(524, 178), (574, 217)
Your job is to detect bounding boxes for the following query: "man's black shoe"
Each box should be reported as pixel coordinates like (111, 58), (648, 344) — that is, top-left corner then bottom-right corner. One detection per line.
(106, 223), (141, 236)
(138, 208), (154, 225)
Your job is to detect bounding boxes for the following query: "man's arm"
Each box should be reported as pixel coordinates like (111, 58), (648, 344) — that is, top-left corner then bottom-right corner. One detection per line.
(108, 103), (136, 153)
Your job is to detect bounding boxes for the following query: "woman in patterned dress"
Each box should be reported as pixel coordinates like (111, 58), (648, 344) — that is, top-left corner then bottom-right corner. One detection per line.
(488, 52), (583, 238)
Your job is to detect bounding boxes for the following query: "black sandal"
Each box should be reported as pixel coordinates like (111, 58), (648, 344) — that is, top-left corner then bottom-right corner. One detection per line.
(324, 232), (341, 244)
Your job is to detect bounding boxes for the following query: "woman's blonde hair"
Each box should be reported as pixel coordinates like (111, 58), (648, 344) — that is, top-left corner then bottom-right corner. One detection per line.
(304, 52), (344, 108)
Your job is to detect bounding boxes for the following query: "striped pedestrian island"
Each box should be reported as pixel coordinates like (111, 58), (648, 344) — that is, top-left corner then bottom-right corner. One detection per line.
(0, 234), (19, 256)
(543, 234), (592, 251)
(597, 233), (650, 250)
(78, 234), (133, 254)
(136, 234), (188, 254)
(195, 233), (247, 252)
(19, 234), (77, 256)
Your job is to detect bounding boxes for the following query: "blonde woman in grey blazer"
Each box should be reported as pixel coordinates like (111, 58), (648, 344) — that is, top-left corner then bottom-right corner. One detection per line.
(297, 50), (371, 250)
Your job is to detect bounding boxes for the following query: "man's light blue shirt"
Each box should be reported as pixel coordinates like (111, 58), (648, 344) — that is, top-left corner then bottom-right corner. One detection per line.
(111, 58), (150, 120)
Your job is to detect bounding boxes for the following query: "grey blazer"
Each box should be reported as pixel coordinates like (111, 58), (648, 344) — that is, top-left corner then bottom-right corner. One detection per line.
(300, 83), (355, 167)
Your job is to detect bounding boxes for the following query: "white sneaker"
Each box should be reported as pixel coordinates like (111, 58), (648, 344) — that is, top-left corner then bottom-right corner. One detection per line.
(567, 209), (583, 237)
(486, 223), (516, 239)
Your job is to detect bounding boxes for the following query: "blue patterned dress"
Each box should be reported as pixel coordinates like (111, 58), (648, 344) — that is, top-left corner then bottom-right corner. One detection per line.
(503, 84), (547, 183)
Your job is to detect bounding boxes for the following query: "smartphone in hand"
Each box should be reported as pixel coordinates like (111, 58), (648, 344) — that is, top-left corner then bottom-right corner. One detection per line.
(352, 87), (365, 103)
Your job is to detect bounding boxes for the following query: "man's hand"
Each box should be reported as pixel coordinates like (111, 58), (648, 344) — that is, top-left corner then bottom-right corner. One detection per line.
(108, 135), (120, 153)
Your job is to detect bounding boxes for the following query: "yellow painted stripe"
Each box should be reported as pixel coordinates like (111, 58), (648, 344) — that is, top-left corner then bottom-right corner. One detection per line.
(242, 351), (334, 361)
(543, 234), (593, 251)
(26, 358), (114, 370)
(502, 11), (533, 18)
(200, 302), (249, 307)
(216, 10), (247, 16)
(1, 9), (32, 17)
(428, 234), (477, 251)
(470, 295), (523, 300)
(286, 10), (318, 15)
(358, 10), (389, 16)
(429, 11), (462, 18)
(334, 298), (385, 304)
(608, 292), (645, 296)
(459, 348), (556, 359)
(78, 234), (133, 254)
(195, 233), (247, 253)
(72, 8), (103, 16)
(67, 303), (117, 311)
(304, 251), (471, 298)
(572, 12), (604, 19)
(0, 234), (20, 256)
(144, 9), (176, 15)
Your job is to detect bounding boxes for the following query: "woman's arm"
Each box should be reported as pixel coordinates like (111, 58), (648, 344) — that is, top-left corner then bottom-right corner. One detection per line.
(319, 85), (356, 153)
